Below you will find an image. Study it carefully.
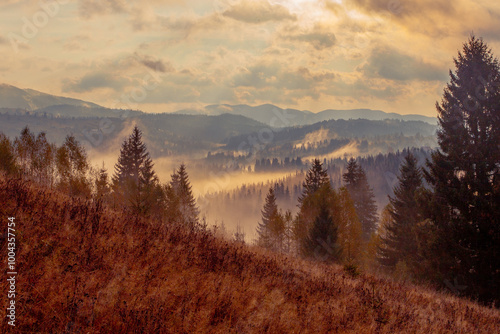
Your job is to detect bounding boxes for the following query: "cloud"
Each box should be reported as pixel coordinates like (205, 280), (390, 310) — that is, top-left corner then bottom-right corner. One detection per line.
(281, 24), (336, 50)
(62, 72), (128, 93)
(160, 14), (226, 34)
(349, 0), (500, 40)
(136, 54), (174, 73)
(63, 35), (91, 51)
(223, 0), (296, 23)
(349, 0), (456, 18)
(229, 61), (338, 105)
(360, 46), (447, 82)
(78, 0), (128, 19)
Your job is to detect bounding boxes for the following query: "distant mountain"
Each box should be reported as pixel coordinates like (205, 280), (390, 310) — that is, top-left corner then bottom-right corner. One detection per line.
(138, 113), (268, 143)
(175, 104), (437, 126)
(34, 105), (143, 118)
(225, 118), (438, 152)
(0, 84), (438, 158)
(0, 112), (270, 156)
(312, 109), (437, 125)
(0, 84), (143, 118)
(0, 84), (102, 110)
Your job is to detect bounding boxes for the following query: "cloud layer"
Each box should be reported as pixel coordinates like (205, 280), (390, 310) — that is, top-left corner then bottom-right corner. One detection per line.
(0, 0), (499, 116)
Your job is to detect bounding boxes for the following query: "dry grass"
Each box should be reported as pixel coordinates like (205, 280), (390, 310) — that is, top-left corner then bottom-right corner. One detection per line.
(0, 175), (499, 333)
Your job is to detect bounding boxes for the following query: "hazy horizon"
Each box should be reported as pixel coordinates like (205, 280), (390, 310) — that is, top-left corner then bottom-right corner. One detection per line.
(2, 1), (499, 117)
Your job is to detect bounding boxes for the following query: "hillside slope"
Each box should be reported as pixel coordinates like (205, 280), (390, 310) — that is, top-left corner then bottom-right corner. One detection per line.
(0, 84), (102, 110)
(176, 103), (437, 126)
(0, 176), (499, 333)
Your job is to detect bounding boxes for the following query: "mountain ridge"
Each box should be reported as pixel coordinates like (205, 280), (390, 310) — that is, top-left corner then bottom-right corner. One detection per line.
(0, 84), (436, 125)
(175, 103), (437, 126)
(0, 83), (103, 110)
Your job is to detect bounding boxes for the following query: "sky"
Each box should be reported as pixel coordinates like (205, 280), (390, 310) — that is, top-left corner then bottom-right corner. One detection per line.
(1, 0), (499, 117)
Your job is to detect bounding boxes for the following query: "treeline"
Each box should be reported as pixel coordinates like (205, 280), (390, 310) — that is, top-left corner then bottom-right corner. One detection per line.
(0, 126), (200, 229)
(255, 158), (378, 271)
(224, 118), (436, 151)
(255, 36), (500, 306)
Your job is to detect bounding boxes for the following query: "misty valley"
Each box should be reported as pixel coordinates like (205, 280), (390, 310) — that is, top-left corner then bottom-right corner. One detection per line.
(0, 33), (499, 332)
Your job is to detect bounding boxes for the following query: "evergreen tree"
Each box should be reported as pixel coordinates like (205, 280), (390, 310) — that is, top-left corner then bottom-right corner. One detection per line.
(257, 187), (284, 251)
(424, 36), (500, 303)
(378, 153), (423, 271)
(295, 159), (332, 254)
(112, 126), (159, 215)
(301, 184), (341, 262)
(233, 223), (246, 244)
(94, 164), (111, 201)
(298, 158), (329, 205)
(343, 158), (378, 240)
(0, 133), (17, 175)
(167, 164), (199, 227)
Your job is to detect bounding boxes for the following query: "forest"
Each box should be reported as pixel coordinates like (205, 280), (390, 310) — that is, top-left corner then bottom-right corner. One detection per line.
(0, 36), (499, 311)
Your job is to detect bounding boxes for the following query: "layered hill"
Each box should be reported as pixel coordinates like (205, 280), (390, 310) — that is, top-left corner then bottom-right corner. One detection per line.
(0, 175), (499, 333)
(1, 84), (436, 126)
(0, 84), (102, 110)
(0, 84), (142, 119)
(176, 103), (438, 126)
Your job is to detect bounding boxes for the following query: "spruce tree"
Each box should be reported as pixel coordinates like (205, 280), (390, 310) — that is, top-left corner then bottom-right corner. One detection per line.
(295, 159), (332, 254)
(94, 164), (111, 201)
(257, 187), (284, 251)
(343, 158), (378, 240)
(168, 164), (199, 228)
(112, 126), (159, 215)
(378, 153), (423, 271)
(301, 184), (341, 262)
(425, 36), (500, 303)
(298, 158), (330, 205)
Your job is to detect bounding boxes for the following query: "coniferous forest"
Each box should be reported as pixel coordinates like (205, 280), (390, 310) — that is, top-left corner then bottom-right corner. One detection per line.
(0, 36), (499, 332)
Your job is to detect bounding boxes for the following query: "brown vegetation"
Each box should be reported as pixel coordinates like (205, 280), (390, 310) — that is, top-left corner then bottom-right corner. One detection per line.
(1, 174), (499, 333)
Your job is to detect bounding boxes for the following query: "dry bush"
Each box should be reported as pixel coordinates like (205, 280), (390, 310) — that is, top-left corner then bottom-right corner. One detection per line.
(0, 174), (499, 333)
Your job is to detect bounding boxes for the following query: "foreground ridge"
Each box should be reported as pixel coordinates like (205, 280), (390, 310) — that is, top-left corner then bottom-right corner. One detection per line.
(0, 175), (499, 333)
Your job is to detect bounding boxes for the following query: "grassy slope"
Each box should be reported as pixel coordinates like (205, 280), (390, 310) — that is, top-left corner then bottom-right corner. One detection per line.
(0, 176), (499, 333)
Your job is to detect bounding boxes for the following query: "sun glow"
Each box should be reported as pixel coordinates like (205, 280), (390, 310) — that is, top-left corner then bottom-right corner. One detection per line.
(272, 0), (327, 17)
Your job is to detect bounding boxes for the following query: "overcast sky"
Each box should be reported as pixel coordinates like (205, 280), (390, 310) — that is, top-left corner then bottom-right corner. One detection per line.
(1, 0), (499, 116)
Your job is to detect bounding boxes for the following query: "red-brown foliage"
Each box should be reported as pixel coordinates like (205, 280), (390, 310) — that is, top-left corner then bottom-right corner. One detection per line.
(0, 175), (499, 333)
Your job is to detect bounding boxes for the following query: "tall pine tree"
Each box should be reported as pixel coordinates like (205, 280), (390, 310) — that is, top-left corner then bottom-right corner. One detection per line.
(378, 153), (423, 272)
(298, 158), (330, 205)
(112, 126), (159, 216)
(167, 164), (199, 228)
(424, 36), (500, 303)
(257, 187), (284, 252)
(295, 159), (332, 255)
(301, 184), (341, 262)
(343, 158), (378, 240)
